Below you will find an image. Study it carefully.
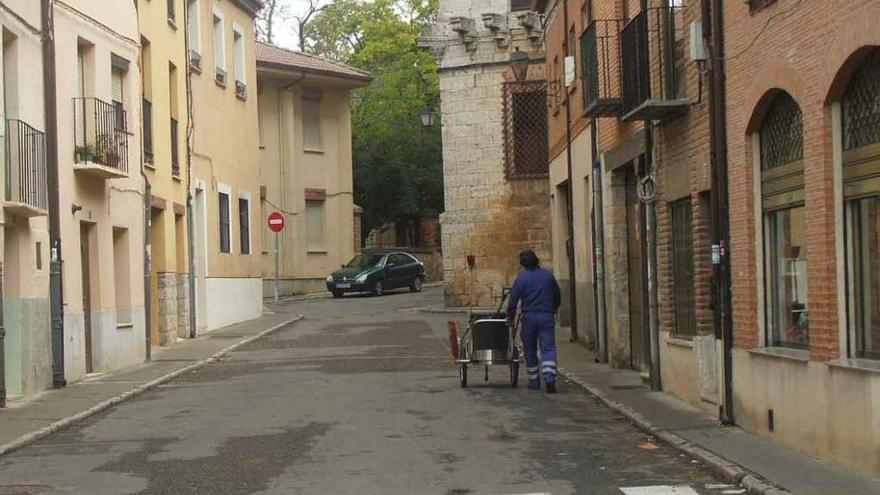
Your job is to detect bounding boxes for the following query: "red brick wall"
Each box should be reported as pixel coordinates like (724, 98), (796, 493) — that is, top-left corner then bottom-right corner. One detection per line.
(724, 0), (880, 360)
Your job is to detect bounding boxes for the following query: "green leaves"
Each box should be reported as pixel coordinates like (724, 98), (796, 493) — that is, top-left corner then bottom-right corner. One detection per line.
(305, 0), (443, 240)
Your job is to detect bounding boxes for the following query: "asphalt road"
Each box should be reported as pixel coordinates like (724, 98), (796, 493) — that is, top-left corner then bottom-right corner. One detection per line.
(0, 287), (739, 495)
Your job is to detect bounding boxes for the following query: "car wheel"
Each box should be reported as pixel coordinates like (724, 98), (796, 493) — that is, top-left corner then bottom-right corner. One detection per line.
(410, 277), (423, 293)
(372, 280), (384, 297)
(332, 291), (344, 298)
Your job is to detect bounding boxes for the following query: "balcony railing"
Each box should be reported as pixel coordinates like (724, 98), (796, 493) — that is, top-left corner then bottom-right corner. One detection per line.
(581, 19), (625, 118)
(170, 117), (180, 178)
(189, 50), (203, 73)
(4, 119), (48, 213)
(73, 97), (130, 175)
(215, 67), (227, 87)
(235, 80), (247, 99)
(620, 6), (688, 122)
(143, 98), (154, 164)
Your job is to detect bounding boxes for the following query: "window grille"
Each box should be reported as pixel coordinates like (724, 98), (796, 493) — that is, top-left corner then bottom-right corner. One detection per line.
(843, 49), (880, 152)
(239, 198), (250, 255)
(219, 192), (230, 253)
(760, 92), (803, 170)
(671, 198), (696, 339)
(502, 80), (549, 180)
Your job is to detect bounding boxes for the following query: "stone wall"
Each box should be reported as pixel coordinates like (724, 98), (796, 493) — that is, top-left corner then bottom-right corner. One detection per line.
(157, 272), (190, 345)
(425, 0), (552, 308)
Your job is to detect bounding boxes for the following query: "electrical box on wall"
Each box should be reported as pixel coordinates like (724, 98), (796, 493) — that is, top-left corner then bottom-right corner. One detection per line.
(689, 21), (705, 62)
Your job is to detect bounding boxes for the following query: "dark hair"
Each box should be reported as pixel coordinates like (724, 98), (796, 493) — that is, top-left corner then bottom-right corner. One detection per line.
(519, 250), (539, 269)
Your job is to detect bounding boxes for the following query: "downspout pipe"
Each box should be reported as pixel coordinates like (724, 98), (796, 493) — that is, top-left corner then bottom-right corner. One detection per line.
(184, 0), (197, 339)
(591, 120), (608, 363)
(134, 0), (152, 362)
(703, 0), (734, 425)
(42, 0), (65, 388)
(561, 0), (579, 343)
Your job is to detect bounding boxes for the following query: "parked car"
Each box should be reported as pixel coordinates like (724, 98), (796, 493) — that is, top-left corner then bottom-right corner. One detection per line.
(326, 251), (425, 297)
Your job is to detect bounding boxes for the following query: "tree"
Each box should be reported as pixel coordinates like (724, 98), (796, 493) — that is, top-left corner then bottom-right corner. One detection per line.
(255, 0), (290, 44)
(305, 0), (443, 242)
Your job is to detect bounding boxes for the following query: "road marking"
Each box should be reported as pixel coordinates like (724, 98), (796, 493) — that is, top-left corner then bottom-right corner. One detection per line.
(620, 487), (699, 495)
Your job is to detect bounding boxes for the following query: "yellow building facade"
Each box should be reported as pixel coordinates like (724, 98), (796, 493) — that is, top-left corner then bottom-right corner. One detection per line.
(138, 0), (191, 347)
(256, 43), (370, 296)
(187, 0), (262, 332)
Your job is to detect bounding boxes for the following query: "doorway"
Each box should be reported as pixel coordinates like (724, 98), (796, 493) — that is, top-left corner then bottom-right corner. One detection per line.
(80, 222), (96, 374)
(624, 163), (650, 372)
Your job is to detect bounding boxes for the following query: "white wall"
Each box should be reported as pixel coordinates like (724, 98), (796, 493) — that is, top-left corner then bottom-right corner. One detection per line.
(204, 277), (262, 331)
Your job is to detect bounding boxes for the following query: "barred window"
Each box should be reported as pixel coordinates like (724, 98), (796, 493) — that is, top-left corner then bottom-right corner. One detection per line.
(671, 198), (696, 339)
(842, 49), (880, 152)
(502, 80), (549, 180)
(760, 91), (803, 170)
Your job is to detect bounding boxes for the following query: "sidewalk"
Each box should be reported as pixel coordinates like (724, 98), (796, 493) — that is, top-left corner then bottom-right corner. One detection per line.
(0, 308), (301, 456)
(554, 332), (880, 495)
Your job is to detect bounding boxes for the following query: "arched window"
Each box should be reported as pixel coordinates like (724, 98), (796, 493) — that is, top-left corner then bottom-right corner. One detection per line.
(842, 48), (880, 360)
(759, 91), (808, 349)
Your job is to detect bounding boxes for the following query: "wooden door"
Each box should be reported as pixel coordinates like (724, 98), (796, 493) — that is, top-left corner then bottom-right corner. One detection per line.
(625, 165), (650, 372)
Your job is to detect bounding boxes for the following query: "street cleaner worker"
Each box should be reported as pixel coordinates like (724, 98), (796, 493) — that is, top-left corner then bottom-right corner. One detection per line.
(507, 249), (562, 393)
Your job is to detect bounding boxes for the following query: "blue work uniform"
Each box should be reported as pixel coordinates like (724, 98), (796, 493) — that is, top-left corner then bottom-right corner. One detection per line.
(507, 267), (561, 386)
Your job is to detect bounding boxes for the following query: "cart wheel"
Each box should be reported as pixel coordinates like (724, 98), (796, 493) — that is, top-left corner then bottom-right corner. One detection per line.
(510, 349), (520, 388)
(459, 363), (467, 388)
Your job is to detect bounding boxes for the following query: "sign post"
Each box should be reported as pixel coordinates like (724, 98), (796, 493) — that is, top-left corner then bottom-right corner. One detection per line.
(267, 212), (285, 302)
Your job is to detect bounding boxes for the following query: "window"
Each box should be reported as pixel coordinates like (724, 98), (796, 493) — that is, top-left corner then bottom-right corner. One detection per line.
(760, 91), (807, 348)
(219, 190), (231, 253)
(213, 12), (226, 85)
(306, 200), (325, 251)
(111, 55), (129, 130)
(842, 48), (880, 359)
(187, 0), (201, 54)
(749, 0), (778, 13)
(502, 80), (549, 180)
(141, 39), (153, 163)
(581, 1), (593, 31)
(239, 197), (250, 255)
(167, 0), (176, 23)
(302, 90), (322, 151)
(510, 0), (533, 11)
(233, 27), (247, 98)
(169, 62), (179, 176)
(671, 199), (696, 339)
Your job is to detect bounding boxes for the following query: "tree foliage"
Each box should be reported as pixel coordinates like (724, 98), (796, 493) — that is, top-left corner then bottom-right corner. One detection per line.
(304, 0), (443, 241)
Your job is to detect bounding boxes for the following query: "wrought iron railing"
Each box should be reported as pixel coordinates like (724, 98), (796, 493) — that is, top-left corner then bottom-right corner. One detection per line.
(502, 80), (549, 180)
(235, 80), (247, 99)
(73, 97), (130, 174)
(171, 117), (180, 177)
(620, 5), (686, 119)
(215, 67), (227, 87)
(189, 50), (203, 73)
(4, 119), (48, 211)
(143, 98), (154, 163)
(581, 19), (625, 117)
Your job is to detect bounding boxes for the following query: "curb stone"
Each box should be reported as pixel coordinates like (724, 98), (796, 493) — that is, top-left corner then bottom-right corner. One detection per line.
(265, 282), (444, 304)
(0, 314), (303, 458)
(558, 366), (791, 495)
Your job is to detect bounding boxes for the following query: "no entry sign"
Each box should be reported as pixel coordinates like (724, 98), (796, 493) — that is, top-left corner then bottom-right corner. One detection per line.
(267, 211), (285, 232)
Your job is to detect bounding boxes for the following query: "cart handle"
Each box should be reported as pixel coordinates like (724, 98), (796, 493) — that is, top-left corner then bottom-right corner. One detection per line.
(496, 286), (513, 315)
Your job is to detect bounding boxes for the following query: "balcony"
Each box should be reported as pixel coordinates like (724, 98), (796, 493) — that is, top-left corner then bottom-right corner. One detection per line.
(189, 50), (203, 73)
(215, 67), (227, 87)
(235, 80), (247, 100)
(73, 97), (130, 179)
(620, 6), (689, 122)
(581, 19), (625, 118)
(3, 119), (48, 217)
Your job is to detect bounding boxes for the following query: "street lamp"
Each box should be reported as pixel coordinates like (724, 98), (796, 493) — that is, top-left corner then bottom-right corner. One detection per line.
(509, 47), (530, 82)
(419, 106), (437, 129)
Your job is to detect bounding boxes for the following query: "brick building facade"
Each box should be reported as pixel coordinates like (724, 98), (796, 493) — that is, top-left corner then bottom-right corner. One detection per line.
(539, 0), (880, 478)
(422, 0), (553, 308)
(723, 0), (880, 477)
